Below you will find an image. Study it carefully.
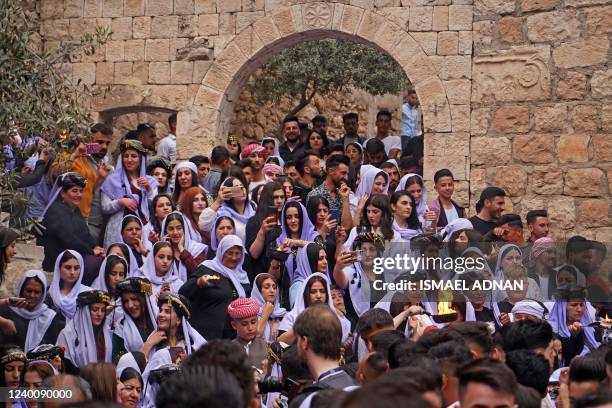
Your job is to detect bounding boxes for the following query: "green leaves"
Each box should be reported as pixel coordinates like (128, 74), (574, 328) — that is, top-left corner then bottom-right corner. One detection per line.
(248, 39), (409, 117)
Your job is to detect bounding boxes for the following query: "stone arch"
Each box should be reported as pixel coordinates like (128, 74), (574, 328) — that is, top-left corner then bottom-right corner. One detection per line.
(179, 2), (468, 187)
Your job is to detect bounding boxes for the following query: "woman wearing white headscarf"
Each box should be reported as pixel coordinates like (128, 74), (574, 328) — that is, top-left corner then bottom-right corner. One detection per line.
(91, 254), (128, 300)
(290, 243), (330, 307)
(250, 273), (286, 343)
(215, 176), (257, 243)
(277, 273), (351, 344)
(56, 290), (113, 371)
(135, 241), (184, 297)
(140, 349), (180, 408)
(49, 250), (91, 320)
(161, 211), (208, 281)
(179, 234), (251, 340)
(101, 140), (158, 249)
(397, 173), (436, 228)
(0, 270), (64, 352)
(172, 161), (203, 204)
(349, 165), (390, 219)
(261, 137), (285, 167)
(120, 214), (152, 272)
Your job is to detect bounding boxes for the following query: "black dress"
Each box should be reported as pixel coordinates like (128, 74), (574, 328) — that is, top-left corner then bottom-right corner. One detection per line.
(179, 265), (251, 340)
(0, 305), (65, 351)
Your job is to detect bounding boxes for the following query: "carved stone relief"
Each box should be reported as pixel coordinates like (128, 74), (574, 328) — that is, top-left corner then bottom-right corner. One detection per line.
(472, 45), (551, 102)
(303, 3), (333, 29)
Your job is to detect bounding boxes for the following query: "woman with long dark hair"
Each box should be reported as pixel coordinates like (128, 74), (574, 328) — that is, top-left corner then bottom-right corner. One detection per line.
(49, 250), (91, 320)
(304, 129), (329, 158)
(136, 241), (183, 297)
(343, 194), (399, 250)
(390, 190), (421, 241)
(91, 255), (128, 300)
(249, 273), (286, 342)
(160, 212), (208, 281)
(56, 290), (113, 372)
(146, 158), (172, 194)
(172, 161), (200, 206)
(148, 194), (175, 244)
(397, 173), (437, 229)
(102, 140), (157, 248)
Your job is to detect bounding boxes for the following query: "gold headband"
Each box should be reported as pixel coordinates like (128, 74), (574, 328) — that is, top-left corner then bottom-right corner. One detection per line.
(1, 351), (27, 365)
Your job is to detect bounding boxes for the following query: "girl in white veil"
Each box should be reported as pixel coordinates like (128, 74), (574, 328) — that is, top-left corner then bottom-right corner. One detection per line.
(49, 250), (91, 320)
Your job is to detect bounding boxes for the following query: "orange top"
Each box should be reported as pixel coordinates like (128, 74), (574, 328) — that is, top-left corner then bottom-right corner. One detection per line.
(71, 157), (98, 219)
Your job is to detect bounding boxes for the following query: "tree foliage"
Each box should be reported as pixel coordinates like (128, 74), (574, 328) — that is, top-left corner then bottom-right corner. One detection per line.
(248, 39), (410, 118)
(0, 0), (110, 231)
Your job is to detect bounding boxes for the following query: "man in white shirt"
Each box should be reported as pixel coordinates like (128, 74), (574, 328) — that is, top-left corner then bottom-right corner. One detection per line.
(157, 113), (177, 163)
(365, 110), (401, 159)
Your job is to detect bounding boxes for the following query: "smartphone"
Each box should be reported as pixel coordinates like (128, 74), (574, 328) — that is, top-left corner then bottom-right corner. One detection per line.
(354, 249), (364, 262)
(266, 206), (278, 223)
(329, 208), (341, 224)
(84, 143), (101, 155)
(9, 297), (26, 306)
(230, 186), (244, 198)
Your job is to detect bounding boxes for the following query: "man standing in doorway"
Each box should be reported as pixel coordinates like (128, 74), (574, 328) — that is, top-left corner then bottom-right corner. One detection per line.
(400, 90), (423, 159)
(368, 110), (401, 159)
(157, 113), (177, 164)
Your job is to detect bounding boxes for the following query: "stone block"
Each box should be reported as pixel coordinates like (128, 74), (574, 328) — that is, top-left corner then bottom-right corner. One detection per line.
(114, 61), (133, 84)
(474, 0), (514, 14)
(64, 0), (84, 18)
(198, 14), (219, 36)
(423, 155), (468, 180)
(424, 132), (470, 156)
(499, 16), (524, 45)
(558, 134), (590, 163)
(40, 0), (64, 19)
(69, 18), (96, 40)
(471, 137), (511, 165)
(556, 71), (586, 100)
(458, 31), (472, 54)
(592, 134), (612, 161)
(124, 0), (145, 16)
(143, 85), (188, 110)
(444, 79), (471, 104)
(493, 166), (527, 196)
(439, 55), (471, 80)
(472, 19), (494, 54)
(526, 10), (579, 43)
(602, 105), (612, 132)
(202, 64), (232, 92)
(124, 39), (145, 61)
(103, 0), (123, 17)
(379, 6), (411, 29)
(132, 61), (148, 84)
(133, 16), (151, 38)
(591, 69), (612, 99)
(237, 11), (265, 31)
(170, 37), (189, 60)
(566, 0), (609, 7)
(513, 134), (554, 163)
(358, 11), (386, 41)
(451, 104), (470, 132)
(547, 196), (576, 230)
(195, 0), (216, 13)
(253, 15), (280, 44)
(178, 15), (198, 37)
(492, 105), (530, 133)
(553, 37), (609, 69)
(215, 43), (247, 76)
(111, 17), (133, 40)
(174, 0), (195, 15)
(145, 0), (173, 15)
(432, 6), (449, 30)
(271, 8), (296, 37)
(96, 62), (114, 84)
(193, 60), (212, 82)
(151, 15), (178, 38)
(84, 0), (103, 17)
(233, 26), (264, 57)
(579, 200), (609, 228)
(535, 104), (567, 132)
(471, 107), (490, 135)
(219, 0), (242, 12)
(170, 61), (194, 84)
(402, 53), (438, 85)
(41, 19), (70, 40)
(194, 85), (223, 107)
(571, 104), (599, 132)
(521, 0), (558, 11)
(219, 13), (237, 35)
(145, 38), (170, 61)
(531, 166), (563, 195)
(472, 45), (551, 102)
(412, 32), (438, 55)
(242, 0), (264, 12)
(148, 61), (170, 83)
(105, 40), (124, 61)
(564, 168), (606, 197)
(585, 6), (612, 34)
(448, 4), (472, 30)
(437, 31), (458, 55)
(73, 62), (96, 85)
(409, 7), (433, 31)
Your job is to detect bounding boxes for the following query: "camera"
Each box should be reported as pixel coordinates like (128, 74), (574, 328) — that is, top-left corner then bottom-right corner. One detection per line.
(148, 364), (181, 384)
(258, 376), (287, 394)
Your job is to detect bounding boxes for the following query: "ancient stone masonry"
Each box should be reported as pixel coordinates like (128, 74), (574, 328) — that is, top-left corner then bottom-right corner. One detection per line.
(37, 0), (611, 237)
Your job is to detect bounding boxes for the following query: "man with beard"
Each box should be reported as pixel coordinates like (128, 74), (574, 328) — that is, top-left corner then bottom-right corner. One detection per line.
(294, 151), (323, 202)
(306, 155), (353, 230)
(241, 143), (266, 193)
(279, 116), (306, 163)
(380, 161), (400, 196)
(468, 187), (506, 236)
(136, 123), (157, 161)
(337, 112), (366, 149)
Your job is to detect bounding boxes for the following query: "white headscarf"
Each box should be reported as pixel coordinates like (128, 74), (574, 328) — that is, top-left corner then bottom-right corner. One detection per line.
(56, 294), (113, 368)
(136, 242), (184, 297)
(161, 211), (208, 282)
(350, 165), (390, 215)
(115, 286), (158, 353)
(511, 299), (548, 320)
(397, 173), (428, 218)
(493, 244), (522, 282)
(201, 234), (249, 298)
(120, 215), (152, 274)
(116, 352), (141, 378)
(141, 348), (172, 408)
(441, 218), (473, 242)
(217, 178), (257, 225)
(250, 274), (286, 342)
(175, 161), (198, 175)
(10, 270), (57, 352)
(49, 250), (91, 320)
(278, 273), (351, 341)
(91, 254), (128, 295)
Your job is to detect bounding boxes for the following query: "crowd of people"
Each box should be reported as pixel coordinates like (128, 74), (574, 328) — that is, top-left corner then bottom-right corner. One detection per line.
(0, 97), (610, 408)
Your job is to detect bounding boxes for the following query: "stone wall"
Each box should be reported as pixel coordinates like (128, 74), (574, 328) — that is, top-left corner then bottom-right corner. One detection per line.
(36, 0), (611, 237)
(469, 0), (611, 240)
